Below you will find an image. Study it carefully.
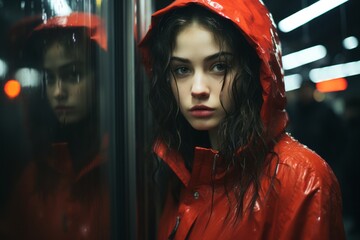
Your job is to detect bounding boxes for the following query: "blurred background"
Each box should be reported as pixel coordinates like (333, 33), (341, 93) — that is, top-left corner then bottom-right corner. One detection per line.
(1, 0), (359, 239)
(265, 2), (360, 239)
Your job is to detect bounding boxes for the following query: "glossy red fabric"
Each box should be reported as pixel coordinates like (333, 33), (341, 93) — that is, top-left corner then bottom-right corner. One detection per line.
(34, 12), (107, 51)
(140, 0), (346, 239)
(154, 134), (345, 239)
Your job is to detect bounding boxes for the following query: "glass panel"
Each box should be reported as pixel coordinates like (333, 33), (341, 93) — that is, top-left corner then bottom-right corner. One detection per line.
(134, 1), (155, 239)
(0, 0), (117, 239)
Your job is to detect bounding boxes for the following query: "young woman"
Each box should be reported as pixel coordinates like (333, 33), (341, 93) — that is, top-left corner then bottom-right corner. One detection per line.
(0, 13), (109, 240)
(139, 1), (346, 239)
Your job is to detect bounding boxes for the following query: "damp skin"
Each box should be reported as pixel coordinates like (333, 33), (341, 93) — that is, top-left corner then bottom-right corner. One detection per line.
(170, 23), (235, 149)
(43, 42), (94, 125)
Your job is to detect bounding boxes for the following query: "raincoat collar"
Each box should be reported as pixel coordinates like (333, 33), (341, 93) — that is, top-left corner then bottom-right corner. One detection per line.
(46, 134), (108, 182)
(154, 140), (232, 187)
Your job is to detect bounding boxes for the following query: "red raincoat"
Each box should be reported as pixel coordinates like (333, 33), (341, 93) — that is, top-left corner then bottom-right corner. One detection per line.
(140, 0), (346, 239)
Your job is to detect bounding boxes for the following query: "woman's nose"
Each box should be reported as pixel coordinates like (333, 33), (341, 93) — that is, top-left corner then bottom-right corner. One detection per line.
(53, 79), (67, 100)
(191, 73), (209, 99)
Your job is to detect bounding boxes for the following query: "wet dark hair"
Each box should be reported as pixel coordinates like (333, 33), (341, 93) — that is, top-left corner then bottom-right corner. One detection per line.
(149, 4), (274, 218)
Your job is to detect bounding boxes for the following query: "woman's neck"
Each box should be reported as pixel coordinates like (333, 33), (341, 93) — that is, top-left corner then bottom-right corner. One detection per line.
(208, 127), (220, 150)
(55, 118), (100, 172)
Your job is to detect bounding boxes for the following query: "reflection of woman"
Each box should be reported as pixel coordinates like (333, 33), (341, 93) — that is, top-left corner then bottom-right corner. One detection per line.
(140, 1), (345, 239)
(0, 13), (109, 240)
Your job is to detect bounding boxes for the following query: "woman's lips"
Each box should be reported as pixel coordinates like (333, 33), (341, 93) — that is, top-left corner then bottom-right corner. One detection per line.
(54, 106), (75, 113)
(189, 105), (215, 117)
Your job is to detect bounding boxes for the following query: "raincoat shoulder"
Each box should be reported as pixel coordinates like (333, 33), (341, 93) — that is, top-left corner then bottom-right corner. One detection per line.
(154, 134), (345, 239)
(271, 134), (346, 240)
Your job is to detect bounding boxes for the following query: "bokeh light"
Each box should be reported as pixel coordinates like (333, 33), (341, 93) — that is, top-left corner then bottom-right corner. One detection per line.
(4, 79), (21, 99)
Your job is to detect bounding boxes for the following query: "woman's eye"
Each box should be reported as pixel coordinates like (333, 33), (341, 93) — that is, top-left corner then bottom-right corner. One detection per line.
(173, 66), (191, 76)
(212, 62), (228, 73)
(69, 71), (80, 83)
(44, 72), (56, 85)
(62, 69), (82, 84)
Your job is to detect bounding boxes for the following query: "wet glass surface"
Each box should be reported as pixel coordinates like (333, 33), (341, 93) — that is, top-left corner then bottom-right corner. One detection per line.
(0, 1), (113, 239)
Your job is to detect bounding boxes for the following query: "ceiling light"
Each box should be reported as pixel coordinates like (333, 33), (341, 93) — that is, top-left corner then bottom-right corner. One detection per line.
(48, 0), (72, 16)
(0, 58), (8, 78)
(309, 60), (360, 83)
(284, 74), (303, 91)
(278, 0), (349, 33)
(316, 78), (348, 92)
(14, 68), (42, 87)
(282, 45), (326, 70)
(343, 36), (359, 50)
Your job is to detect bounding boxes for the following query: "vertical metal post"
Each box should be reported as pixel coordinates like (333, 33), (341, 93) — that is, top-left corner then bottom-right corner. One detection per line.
(123, 0), (138, 239)
(105, 0), (137, 239)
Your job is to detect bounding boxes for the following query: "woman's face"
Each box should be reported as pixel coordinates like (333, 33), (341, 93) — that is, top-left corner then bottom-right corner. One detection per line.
(43, 42), (93, 125)
(170, 22), (235, 132)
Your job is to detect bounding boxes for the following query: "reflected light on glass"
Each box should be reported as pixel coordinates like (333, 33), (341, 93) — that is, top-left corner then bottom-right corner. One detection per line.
(316, 78), (348, 93)
(48, 0), (72, 16)
(343, 36), (359, 50)
(309, 60), (360, 83)
(283, 45), (326, 70)
(313, 90), (326, 102)
(4, 80), (21, 99)
(0, 58), (8, 78)
(15, 68), (42, 87)
(284, 74), (303, 91)
(278, 0), (349, 33)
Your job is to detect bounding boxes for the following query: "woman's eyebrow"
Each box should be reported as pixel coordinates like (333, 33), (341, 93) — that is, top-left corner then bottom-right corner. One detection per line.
(59, 61), (84, 71)
(204, 52), (233, 62)
(170, 56), (190, 63)
(43, 60), (84, 72)
(170, 52), (233, 63)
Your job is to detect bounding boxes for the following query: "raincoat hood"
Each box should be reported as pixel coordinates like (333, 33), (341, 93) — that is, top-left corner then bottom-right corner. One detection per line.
(140, 0), (288, 140)
(33, 12), (107, 51)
